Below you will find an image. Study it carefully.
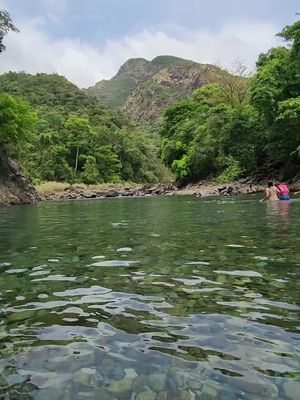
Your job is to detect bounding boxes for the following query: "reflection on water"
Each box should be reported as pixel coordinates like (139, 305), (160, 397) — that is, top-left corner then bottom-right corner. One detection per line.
(0, 196), (299, 399)
(266, 201), (290, 233)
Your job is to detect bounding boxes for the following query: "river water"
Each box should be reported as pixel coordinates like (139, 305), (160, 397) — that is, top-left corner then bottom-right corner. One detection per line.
(0, 196), (299, 399)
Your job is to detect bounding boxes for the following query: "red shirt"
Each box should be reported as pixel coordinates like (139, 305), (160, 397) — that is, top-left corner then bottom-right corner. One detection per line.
(278, 184), (289, 195)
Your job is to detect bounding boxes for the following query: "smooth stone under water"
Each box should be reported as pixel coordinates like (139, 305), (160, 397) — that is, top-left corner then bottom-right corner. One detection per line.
(0, 195), (299, 399)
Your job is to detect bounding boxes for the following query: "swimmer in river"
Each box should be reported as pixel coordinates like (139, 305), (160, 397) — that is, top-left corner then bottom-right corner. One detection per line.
(260, 181), (280, 202)
(276, 182), (290, 201)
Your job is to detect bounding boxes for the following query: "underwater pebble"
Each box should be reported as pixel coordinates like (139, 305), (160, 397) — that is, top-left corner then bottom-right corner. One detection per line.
(283, 380), (300, 400)
(148, 373), (166, 393)
(109, 366), (125, 380)
(137, 388), (157, 400)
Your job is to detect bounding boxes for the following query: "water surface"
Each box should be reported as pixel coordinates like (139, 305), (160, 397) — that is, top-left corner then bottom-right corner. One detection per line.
(0, 196), (299, 399)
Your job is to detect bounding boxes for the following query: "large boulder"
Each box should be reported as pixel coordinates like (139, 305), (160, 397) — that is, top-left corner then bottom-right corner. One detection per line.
(0, 147), (39, 206)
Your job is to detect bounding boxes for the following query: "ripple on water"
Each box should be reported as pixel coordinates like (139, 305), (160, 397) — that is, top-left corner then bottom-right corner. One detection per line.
(117, 247), (133, 252)
(184, 261), (210, 265)
(214, 270), (263, 277)
(5, 268), (27, 274)
(32, 274), (77, 282)
(0, 197), (300, 399)
(53, 286), (110, 297)
(90, 260), (138, 267)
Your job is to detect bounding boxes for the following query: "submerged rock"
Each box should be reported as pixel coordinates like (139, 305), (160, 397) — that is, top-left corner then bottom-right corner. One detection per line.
(137, 388), (157, 400)
(124, 368), (138, 380)
(107, 367), (137, 396)
(73, 367), (97, 386)
(109, 366), (125, 380)
(148, 373), (166, 392)
(179, 389), (197, 400)
(283, 380), (300, 400)
(107, 376), (133, 395)
(201, 383), (219, 399)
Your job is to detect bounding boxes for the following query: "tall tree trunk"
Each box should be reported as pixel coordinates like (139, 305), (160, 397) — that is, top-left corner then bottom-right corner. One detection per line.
(74, 146), (79, 174)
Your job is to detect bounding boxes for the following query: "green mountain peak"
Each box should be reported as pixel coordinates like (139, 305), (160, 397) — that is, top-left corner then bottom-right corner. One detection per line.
(87, 55), (227, 126)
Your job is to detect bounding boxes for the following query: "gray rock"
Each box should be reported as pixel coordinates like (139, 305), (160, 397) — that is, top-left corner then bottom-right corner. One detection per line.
(124, 368), (138, 380)
(148, 373), (166, 392)
(188, 377), (203, 390)
(179, 390), (197, 400)
(233, 378), (278, 398)
(109, 366), (125, 380)
(201, 383), (219, 399)
(73, 367), (97, 386)
(107, 377), (133, 395)
(105, 190), (119, 198)
(6, 373), (26, 385)
(283, 380), (300, 400)
(137, 388), (157, 400)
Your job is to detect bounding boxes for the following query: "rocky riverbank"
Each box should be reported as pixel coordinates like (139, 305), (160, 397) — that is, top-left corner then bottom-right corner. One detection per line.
(38, 180), (268, 202)
(3, 175), (300, 206)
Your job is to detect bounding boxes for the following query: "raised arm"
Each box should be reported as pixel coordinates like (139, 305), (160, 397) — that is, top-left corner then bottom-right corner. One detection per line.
(260, 188), (269, 202)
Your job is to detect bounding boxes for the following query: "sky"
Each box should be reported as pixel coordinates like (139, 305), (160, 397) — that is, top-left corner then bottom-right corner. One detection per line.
(0, 0), (298, 87)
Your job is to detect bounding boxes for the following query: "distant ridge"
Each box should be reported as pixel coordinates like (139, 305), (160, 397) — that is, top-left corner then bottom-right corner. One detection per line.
(86, 55), (228, 127)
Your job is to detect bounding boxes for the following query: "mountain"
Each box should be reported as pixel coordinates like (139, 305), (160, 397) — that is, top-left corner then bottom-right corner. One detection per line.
(87, 55), (229, 127)
(86, 58), (157, 109)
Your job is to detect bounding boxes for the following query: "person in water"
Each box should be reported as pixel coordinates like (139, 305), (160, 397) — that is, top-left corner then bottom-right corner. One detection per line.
(276, 182), (290, 200)
(260, 181), (280, 202)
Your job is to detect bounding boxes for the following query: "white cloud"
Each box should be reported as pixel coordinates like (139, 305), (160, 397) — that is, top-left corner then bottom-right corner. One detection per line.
(0, 18), (280, 88)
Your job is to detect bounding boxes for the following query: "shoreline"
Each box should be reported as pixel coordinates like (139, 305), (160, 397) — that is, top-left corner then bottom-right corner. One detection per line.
(2, 178), (299, 206)
(37, 181), (266, 202)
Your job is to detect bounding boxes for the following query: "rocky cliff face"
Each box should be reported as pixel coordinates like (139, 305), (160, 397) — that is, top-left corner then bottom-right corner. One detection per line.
(87, 55), (226, 127)
(123, 63), (224, 126)
(86, 58), (160, 109)
(0, 147), (39, 206)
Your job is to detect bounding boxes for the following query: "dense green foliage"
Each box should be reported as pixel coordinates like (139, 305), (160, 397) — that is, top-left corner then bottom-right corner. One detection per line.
(150, 55), (196, 68)
(0, 72), (166, 184)
(0, 93), (37, 147)
(1, 9), (299, 187)
(160, 18), (300, 183)
(88, 76), (138, 109)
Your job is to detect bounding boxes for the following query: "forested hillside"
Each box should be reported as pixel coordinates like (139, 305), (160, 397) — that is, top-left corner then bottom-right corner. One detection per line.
(87, 55), (231, 127)
(159, 18), (300, 183)
(0, 72), (167, 184)
(1, 10), (299, 191)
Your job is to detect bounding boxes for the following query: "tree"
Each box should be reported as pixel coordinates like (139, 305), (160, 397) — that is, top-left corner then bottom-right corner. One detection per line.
(0, 93), (37, 147)
(214, 60), (250, 107)
(278, 17), (300, 60)
(82, 156), (100, 184)
(0, 10), (18, 53)
(64, 116), (92, 174)
(249, 17), (300, 168)
(250, 47), (291, 124)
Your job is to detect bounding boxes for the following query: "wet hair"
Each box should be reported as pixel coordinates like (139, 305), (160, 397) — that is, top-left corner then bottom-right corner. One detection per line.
(268, 181), (274, 187)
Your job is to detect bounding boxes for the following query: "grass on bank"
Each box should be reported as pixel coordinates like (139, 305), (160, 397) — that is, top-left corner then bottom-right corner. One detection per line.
(36, 181), (143, 197)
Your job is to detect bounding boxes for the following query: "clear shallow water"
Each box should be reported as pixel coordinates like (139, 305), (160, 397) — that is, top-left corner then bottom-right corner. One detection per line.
(0, 196), (299, 399)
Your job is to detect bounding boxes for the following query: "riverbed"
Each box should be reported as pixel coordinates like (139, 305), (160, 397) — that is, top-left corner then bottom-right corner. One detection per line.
(0, 196), (299, 399)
